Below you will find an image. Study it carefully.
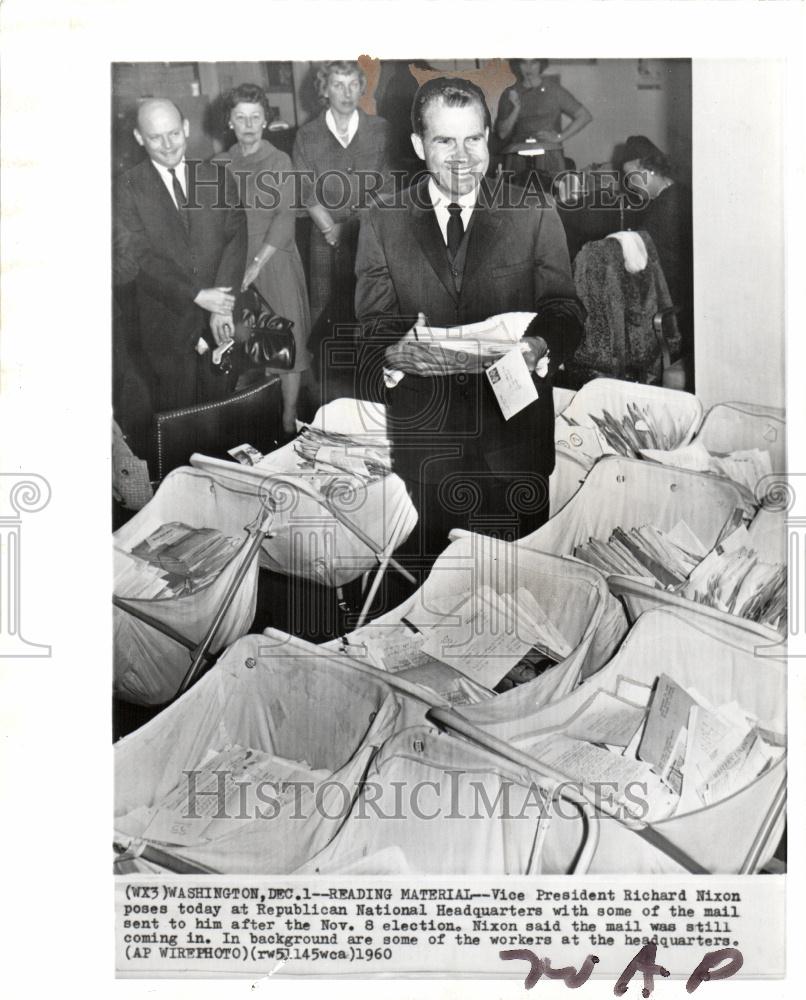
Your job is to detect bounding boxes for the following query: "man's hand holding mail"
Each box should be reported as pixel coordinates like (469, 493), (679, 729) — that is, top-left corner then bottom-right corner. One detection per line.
(383, 311), (550, 383)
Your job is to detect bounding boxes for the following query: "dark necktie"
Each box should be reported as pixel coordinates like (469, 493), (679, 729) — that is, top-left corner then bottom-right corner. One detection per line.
(446, 202), (464, 258)
(168, 167), (188, 233)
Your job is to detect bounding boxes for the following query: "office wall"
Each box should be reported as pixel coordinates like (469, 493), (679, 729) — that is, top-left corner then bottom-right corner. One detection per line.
(692, 60), (785, 410)
(550, 59), (690, 173)
(114, 58), (691, 169)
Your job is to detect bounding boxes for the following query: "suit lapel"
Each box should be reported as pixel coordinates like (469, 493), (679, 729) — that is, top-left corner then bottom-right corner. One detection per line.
(144, 160), (189, 247)
(409, 183), (459, 303)
(463, 181), (504, 286)
(408, 178), (506, 298)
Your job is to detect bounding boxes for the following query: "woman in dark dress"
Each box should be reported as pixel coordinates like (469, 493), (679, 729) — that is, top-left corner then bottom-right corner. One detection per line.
(292, 61), (392, 377)
(622, 134), (694, 351)
(495, 59), (592, 185)
(220, 84), (311, 434)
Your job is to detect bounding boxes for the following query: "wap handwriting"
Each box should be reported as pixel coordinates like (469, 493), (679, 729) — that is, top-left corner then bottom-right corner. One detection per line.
(500, 942), (743, 996)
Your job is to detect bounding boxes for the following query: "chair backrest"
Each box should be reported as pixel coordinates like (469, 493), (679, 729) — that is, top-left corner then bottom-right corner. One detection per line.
(153, 377), (282, 481)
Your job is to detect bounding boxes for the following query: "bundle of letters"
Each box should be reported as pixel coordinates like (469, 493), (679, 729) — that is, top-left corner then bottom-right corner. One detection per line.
(638, 438), (773, 497)
(384, 311), (538, 378)
(574, 511), (786, 631)
(345, 585), (572, 702)
(522, 673), (785, 821)
(137, 745), (329, 846)
(114, 522), (243, 599)
(293, 425), (392, 483)
(565, 403), (688, 457)
(406, 312), (536, 361)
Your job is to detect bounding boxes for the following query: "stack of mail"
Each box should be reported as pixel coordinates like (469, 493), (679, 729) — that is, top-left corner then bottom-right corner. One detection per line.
(294, 426), (393, 482)
(680, 522), (786, 629)
(579, 402), (688, 457)
(139, 744), (330, 846)
(575, 520), (707, 587)
(523, 673), (784, 822)
(574, 511), (786, 632)
(116, 522), (242, 599)
(345, 584), (572, 696)
(639, 439), (773, 497)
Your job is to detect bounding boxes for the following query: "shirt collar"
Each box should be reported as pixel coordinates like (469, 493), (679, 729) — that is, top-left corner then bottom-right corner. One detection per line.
(152, 158), (186, 183)
(427, 177), (478, 210)
(325, 108), (359, 147)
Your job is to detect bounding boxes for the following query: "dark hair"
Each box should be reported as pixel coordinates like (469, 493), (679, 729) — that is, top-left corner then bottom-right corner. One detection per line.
(622, 135), (672, 177)
(510, 58), (550, 78)
(410, 77), (491, 136)
(224, 83), (272, 124)
(315, 61), (367, 104)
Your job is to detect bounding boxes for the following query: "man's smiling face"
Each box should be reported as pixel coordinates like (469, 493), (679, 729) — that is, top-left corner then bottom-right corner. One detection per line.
(412, 99), (490, 199)
(135, 101), (188, 170)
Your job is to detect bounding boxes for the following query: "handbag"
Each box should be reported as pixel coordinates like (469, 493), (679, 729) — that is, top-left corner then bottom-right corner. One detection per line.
(216, 284), (296, 374)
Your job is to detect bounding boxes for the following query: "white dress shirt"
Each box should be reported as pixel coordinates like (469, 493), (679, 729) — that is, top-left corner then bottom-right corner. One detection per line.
(151, 159), (187, 209)
(325, 108), (359, 148)
(428, 178), (477, 245)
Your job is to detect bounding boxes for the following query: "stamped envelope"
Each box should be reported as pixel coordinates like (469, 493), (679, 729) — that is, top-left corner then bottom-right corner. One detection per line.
(485, 346), (539, 420)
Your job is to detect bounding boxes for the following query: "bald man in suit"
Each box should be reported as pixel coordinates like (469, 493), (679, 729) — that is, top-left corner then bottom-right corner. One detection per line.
(114, 98), (247, 415)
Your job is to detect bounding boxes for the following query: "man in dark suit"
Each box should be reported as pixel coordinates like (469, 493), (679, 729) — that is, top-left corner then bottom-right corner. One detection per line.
(114, 98), (246, 415)
(354, 77), (584, 567)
